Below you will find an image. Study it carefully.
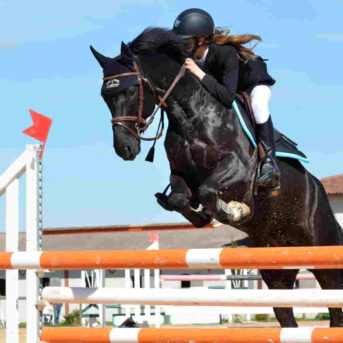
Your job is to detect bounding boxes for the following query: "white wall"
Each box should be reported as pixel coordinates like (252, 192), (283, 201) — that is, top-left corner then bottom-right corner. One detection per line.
(329, 195), (343, 228)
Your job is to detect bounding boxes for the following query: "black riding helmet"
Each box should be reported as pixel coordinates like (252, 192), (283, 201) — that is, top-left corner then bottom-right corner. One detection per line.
(172, 8), (215, 39)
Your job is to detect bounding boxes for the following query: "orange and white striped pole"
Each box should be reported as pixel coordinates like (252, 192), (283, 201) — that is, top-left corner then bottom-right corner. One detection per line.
(40, 327), (343, 343)
(1, 246), (343, 270)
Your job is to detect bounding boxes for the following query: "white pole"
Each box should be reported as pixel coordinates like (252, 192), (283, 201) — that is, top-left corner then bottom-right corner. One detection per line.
(25, 144), (41, 343)
(124, 269), (131, 319)
(81, 271), (86, 287)
(42, 287), (343, 308)
(81, 271), (87, 327)
(134, 269), (141, 321)
(242, 269), (251, 322)
(153, 269), (160, 328)
(96, 269), (105, 327)
(154, 239), (160, 328)
(145, 240), (159, 326)
(224, 269), (233, 323)
(144, 269), (151, 323)
(6, 178), (19, 343)
(0, 301), (5, 328)
(0, 150), (27, 197)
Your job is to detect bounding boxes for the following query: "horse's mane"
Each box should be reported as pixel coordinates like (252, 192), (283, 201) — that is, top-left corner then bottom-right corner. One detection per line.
(129, 27), (189, 64)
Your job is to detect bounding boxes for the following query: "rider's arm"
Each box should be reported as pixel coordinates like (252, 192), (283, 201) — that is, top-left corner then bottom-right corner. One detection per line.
(200, 46), (239, 107)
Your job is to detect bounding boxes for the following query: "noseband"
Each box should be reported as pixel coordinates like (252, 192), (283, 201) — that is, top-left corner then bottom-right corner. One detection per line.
(103, 61), (185, 141)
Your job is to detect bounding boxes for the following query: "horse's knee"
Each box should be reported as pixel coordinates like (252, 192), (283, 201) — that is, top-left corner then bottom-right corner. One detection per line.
(198, 184), (217, 206)
(168, 193), (189, 211)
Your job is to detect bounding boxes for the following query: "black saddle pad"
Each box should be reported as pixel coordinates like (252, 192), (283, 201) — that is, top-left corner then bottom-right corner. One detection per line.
(232, 100), (309, 163)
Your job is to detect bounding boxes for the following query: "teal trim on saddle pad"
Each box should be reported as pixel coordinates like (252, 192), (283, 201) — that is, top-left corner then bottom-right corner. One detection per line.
(275, 152), (310, 163)
(232, 100), (310, 164)
(232, 101), (257, 148)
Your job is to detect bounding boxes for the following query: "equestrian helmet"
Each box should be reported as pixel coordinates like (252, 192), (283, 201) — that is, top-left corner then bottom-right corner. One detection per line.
(172, 8), (215, 39)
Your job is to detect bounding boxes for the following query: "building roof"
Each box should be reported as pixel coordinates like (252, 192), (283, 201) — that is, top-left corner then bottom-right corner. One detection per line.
(320, 174), (343, 195)
(0, 223), (247, 252)
(42, 222), (218, 236)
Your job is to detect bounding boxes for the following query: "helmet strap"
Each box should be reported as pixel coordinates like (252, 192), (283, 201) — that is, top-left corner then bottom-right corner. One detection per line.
(191, 37), (200, 55)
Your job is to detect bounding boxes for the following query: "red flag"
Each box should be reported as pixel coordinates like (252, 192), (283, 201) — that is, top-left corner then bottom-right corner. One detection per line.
(148, 233), (159, 242)
(23, 109), (52, 159)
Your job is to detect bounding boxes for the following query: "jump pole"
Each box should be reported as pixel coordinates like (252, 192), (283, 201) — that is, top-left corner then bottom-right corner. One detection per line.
(40, 327), (343, 343)
(41, 286), (343, 308)
(2, 246), (343, 270)
(160, 273), (316, 281)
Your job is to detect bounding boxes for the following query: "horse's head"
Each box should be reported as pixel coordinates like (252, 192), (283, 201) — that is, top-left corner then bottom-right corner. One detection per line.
(90, 42), (156, 161)
(91, 28), (194, 161)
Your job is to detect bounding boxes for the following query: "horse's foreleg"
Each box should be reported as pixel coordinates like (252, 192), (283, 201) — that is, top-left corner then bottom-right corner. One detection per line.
(197, 158), (251, 224)
(155, 174), (213, 228)
(198, 183), (241, 224)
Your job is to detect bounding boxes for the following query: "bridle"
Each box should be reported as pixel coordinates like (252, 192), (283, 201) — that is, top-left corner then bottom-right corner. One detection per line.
(103, 61), (186, 141)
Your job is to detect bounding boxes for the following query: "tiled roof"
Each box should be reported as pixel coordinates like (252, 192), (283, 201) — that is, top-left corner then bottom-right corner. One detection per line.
(0, 224), (247, 251)
(320, 174), (343, 195)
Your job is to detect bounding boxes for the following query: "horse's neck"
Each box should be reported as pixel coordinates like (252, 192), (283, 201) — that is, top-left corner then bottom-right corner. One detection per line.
(144, 58), (254, 160)
(165, 88), (256, 166)
(164, 88), (206, 137)
(165, 85), (237, 139)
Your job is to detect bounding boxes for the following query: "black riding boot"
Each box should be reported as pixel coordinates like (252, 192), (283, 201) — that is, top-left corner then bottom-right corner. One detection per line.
(256, 117), (281, 191)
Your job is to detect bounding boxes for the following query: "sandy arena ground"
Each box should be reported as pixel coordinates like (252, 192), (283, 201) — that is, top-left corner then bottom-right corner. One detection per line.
(0, 321), (331, 343)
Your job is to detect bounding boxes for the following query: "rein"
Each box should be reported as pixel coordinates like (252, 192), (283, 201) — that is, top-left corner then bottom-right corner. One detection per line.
(103, 61), (186, 142)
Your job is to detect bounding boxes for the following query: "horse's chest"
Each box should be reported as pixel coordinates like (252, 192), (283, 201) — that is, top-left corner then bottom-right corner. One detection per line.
(189, 138), (220, 170)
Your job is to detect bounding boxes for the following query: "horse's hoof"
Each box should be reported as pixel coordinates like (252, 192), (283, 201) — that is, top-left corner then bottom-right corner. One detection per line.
(226, 201), (251, 221)
(216, 199), (234, 220)
(216, 199), (250, 222)
(191, 210), (213, 228)
(155, 193), (173, 211)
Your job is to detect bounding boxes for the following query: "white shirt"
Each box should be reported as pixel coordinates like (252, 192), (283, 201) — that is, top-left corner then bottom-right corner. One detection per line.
(195, 46), (209, 66)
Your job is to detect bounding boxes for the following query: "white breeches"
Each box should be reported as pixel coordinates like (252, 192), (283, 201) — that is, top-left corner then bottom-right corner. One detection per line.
(250, 85), (272, 124)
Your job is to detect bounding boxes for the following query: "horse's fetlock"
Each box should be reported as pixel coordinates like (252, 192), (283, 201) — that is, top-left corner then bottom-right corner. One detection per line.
(168, 193), (189, 211)
(198, 185), (217, 206)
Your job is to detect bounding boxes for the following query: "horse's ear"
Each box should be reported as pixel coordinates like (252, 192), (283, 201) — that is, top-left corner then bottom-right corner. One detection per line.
(121, 41), (132, 55)
(121, 41), (135, 63)
(121, 41), (127, 52)
(90, 45), (112, 68)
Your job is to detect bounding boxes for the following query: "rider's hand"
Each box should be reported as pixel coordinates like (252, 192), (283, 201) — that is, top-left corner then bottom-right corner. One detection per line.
(185, 58), (206, 81)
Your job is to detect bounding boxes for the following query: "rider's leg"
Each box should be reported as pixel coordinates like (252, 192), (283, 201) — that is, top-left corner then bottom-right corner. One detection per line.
(250, 85), (272, 125)
(250, 85), (280, 190)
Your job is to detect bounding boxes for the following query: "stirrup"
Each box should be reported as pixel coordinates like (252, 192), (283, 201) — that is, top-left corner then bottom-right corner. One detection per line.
(256, 157), (281, 195)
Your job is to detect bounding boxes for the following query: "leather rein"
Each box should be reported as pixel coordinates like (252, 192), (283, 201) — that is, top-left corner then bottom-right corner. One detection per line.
(103, 61), (186, 141)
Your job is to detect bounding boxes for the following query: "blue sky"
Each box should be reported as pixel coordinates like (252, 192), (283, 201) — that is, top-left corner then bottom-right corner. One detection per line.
(0, 0), (342, 230)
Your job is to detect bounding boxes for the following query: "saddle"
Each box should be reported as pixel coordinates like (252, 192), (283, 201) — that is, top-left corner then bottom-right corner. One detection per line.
(235, 92), (309, 163)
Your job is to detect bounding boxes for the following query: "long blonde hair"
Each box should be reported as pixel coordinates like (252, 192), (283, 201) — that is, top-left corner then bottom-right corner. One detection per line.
(212, 27), (262, 62)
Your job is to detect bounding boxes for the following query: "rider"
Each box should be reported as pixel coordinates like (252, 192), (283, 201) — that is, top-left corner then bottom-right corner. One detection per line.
(172, 8), (280, 191)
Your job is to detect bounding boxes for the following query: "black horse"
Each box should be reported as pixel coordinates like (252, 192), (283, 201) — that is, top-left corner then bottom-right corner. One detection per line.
(91, 28), (343, 327)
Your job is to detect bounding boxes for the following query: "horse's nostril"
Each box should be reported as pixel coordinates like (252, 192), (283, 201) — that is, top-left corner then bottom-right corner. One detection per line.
(124, 146), (131, 154)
